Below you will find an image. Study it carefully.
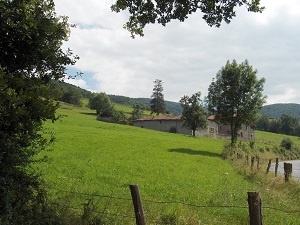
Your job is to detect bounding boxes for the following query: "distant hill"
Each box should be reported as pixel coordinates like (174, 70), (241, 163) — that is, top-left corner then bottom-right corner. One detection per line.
(260, 103), (300, 119)
(52, 82), (183, 115)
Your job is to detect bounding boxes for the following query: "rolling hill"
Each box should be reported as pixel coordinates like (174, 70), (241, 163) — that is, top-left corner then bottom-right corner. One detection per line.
(260, 103), (300, 119)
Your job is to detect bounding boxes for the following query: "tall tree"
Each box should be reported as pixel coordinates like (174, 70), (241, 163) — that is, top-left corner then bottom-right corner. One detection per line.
(150, 79), (166, 115)
(207, 60), (266, 144)
(111, 0), (264, 37)
(180, 92), (207, 136)
(0, 0), (77, 223)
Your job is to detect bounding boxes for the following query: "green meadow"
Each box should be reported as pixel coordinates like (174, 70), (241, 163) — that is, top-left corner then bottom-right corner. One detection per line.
(39, 103), (300, 224)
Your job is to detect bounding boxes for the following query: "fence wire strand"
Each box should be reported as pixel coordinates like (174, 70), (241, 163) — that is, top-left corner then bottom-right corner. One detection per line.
(45, 185), (300, 215)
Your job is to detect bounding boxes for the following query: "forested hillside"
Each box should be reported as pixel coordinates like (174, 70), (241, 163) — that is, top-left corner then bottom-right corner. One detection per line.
(260, 103), (300, 119)
(109, 95), (182, 115)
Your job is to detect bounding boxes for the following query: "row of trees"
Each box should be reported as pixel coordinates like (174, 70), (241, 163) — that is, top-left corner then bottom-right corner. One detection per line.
(257, 114), (300, 136)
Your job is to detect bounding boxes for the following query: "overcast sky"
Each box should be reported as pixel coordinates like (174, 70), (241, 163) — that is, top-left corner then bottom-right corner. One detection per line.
(54, 0), (300, 105)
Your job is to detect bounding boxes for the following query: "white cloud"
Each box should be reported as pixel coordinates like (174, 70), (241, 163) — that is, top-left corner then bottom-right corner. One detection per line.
(55, 0), (300, 104)
(65, 78), (87, 89)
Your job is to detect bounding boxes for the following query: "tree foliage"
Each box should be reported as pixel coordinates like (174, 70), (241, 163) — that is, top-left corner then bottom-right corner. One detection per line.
(180, 92), (207, 136)
(131, 104), (145, 120)
(111, 0), (264, 37)
(256, 113), (270, 131)
(0, 0), (77, 223)
(207, 59), (266, 144)
(256, 113), (300, 137)
(150, 79), (166, 115)
(89, 93), (114, 117)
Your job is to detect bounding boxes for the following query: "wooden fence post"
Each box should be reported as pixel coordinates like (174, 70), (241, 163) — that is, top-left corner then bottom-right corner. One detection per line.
(266, 159), (272, 174)
(275, 158), (279, 177)
(247, 192), (263, 225)
(129, 184), (146, 225)
(284, 162), (292, 182)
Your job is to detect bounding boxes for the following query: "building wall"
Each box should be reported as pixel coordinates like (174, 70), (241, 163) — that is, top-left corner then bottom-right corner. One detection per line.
(132, 120), (191, 135)
(132, 118), (255, 141)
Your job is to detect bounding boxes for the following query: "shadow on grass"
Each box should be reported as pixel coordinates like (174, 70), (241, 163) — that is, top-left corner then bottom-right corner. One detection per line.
(169, 148), (221, 158)
(80, 112), (97, 116)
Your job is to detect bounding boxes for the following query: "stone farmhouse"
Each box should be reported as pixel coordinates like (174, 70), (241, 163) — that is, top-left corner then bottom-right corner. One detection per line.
(132, 115), (255, 141)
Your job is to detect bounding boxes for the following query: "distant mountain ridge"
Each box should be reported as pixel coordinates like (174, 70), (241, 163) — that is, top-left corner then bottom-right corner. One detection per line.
(260, 103), (300, 119)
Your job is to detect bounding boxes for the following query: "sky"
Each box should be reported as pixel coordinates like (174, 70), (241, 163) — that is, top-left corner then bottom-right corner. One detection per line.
(53, 0), (300, 105)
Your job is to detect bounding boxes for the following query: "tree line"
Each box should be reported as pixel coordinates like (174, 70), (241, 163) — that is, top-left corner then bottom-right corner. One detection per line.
(256, 114), (300, 136)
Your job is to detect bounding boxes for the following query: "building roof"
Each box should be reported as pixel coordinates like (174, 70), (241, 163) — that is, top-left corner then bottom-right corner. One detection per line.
(135, 115), (182, 121)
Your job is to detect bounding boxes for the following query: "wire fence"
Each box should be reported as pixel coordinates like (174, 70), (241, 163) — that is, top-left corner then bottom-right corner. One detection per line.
(46, 184), (300, 224)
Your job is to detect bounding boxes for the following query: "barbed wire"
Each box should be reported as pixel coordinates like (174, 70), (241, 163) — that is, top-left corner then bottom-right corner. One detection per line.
(45, 185), (300, 214)
(47, 185), (132, 201)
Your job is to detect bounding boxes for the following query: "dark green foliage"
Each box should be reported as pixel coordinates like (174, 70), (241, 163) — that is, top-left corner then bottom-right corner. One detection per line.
(89, 93), (114, 117)
(268, 119), (281, 133)
(256, 113), (300, 137)
(280, 138), (293, 150)
(60, 88), (82, 106)
(280, 114), (299, 135)
(180, 92), (207, 136)
(150, 79), (166, 115)
(52, 80), (93, 102)
(111, 0), (264, 38)
(207, 60), (266, 144)
(0, 0), (77, 223)
(256, 114), (270, 131)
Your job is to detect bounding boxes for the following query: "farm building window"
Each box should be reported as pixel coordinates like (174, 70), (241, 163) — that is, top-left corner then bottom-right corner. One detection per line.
(210, 127), (215, 133)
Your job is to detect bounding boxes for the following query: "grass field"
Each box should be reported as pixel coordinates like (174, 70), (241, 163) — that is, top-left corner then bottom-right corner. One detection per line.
(39, 103), (300, 224)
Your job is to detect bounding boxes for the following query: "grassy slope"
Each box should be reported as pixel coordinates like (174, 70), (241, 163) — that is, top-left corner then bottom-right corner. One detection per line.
(40, 103), (300, 224)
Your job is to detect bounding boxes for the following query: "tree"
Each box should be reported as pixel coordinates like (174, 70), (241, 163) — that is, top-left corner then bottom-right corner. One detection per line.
(280, 114), (299, 135)
(61, 88), (82, 106)
(269, 119), (281, 133)
(0, 0), (77, 223)
(256, 113), (270, 131)
(89, 93), (114, 117)
(131, 104), (145, 120)
(207, 60), (266, 144)
(280, 138), (293, 151)
(180, 92), (207, 136)
(111, 0), (264, 38)
(150, 79), (166, 115)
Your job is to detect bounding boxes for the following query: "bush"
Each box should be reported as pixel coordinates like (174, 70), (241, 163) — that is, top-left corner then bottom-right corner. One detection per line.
(280, 138), (293, 150)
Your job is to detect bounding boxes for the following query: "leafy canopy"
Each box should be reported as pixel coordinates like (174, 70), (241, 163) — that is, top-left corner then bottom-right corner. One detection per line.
(89, 92), (114, 117)
(207, 59), (266, 144)
(180, 92), (207, 136)
(0, 0), (77, 223)
(111, 0), (264, 37)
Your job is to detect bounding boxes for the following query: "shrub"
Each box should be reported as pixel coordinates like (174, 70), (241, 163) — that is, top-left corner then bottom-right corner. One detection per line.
(280, 138), (293, 150)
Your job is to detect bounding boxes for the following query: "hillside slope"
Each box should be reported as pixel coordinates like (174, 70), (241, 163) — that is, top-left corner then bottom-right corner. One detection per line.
(40, 103), (300, 224)
(260, 103), (300, 119)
